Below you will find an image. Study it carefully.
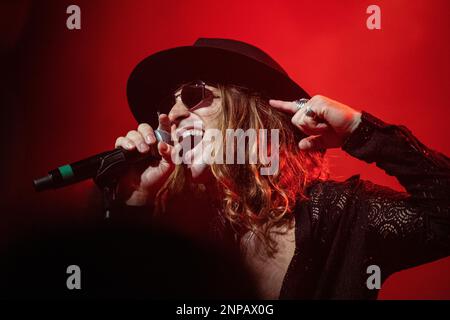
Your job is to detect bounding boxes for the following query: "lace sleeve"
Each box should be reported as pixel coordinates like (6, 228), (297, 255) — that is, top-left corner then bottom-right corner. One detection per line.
(342, 111), (450, 273)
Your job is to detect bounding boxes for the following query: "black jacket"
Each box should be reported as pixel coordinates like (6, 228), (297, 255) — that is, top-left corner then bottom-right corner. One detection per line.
(279, 111), (450, 299)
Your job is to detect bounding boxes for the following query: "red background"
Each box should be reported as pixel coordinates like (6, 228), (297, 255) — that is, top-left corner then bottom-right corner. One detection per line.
(2, 0), (450, 299)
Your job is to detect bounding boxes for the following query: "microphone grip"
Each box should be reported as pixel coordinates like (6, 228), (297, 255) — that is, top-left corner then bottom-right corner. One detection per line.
(33, 129), (171, 192)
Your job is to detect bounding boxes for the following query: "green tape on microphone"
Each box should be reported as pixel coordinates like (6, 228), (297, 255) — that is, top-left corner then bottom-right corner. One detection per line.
(58, 164), (74, 180)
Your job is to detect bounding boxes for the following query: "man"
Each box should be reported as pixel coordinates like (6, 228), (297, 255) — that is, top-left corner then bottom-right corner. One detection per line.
(113, 38), (450, 299)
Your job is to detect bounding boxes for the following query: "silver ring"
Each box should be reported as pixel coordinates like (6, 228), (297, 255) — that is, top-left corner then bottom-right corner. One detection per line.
(305, 105), (315, 117)
(293, 98), (309, 111)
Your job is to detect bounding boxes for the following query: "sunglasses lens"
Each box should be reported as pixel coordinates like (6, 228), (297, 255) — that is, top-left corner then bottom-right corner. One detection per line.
(181, 85), (204, 109)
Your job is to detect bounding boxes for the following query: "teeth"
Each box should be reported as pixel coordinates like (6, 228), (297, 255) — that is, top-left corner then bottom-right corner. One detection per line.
(181, 129), (204, 139)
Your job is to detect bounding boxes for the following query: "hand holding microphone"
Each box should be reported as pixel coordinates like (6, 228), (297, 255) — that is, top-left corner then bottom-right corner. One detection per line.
(33, 114), (176, 207)
(114, 113), (176, 206)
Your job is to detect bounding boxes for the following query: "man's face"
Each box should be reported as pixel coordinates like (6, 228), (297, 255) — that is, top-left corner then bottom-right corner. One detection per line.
(167, 84), (221, 182)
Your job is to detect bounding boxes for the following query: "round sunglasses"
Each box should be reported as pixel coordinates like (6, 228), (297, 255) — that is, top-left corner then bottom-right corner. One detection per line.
(158, 80), (221, 113)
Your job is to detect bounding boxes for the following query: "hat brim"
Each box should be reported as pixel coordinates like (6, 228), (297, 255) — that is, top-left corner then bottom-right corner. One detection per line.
(127, 46), (310, 128)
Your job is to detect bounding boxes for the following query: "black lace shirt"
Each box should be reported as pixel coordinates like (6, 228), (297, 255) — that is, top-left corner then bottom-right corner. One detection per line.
(279, 111), (450, 299)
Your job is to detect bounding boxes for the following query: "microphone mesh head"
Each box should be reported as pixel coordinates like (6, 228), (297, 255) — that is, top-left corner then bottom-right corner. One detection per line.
(154, 129), (172, 145)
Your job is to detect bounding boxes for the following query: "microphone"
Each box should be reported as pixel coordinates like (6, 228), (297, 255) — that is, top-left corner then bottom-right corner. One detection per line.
(33, 129), (172, 192)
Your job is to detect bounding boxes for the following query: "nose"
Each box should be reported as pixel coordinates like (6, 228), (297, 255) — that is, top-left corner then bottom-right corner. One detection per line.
(168, 100), (190, 126)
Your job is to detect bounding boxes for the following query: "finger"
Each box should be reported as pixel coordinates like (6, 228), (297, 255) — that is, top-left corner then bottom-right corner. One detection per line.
(298, 135), (326, 151)
(138, 123), (156, 145)
(269, 99), (298, 114)
(115, 136), (135, 150)
(294, 114), (330, 135)
(126, 130), (149, 153)
(157, 141), (175, 168)
(310, 121), (329, 132)
(157, 113), (172, 133)
(304, 96), (326, 119)
(291, 112), (316, 136)
(140, 142), (175, 183)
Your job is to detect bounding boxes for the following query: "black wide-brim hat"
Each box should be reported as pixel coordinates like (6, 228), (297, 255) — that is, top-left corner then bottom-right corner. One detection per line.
(127, 38), (310, 128)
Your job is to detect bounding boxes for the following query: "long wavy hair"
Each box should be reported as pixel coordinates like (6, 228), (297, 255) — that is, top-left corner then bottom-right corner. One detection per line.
(155, 84), (328, 256)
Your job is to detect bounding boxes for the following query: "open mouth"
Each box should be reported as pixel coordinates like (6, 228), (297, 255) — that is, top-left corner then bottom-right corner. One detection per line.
(177, 128), (205, 150)
(180, 129), (204, 141)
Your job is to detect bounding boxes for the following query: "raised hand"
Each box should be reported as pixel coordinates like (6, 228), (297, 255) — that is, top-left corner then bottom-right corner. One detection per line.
(269, 95), (362, 151)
